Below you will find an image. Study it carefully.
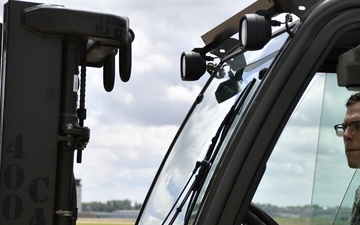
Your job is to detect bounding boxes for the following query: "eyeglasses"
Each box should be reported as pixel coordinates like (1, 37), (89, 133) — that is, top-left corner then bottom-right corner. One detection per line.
(334, 121), (360, 137)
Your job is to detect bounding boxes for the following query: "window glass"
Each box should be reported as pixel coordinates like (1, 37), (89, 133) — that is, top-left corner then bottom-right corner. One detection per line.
(333, 169), (360, 225)
(137, 30), (290, 225)
(252, 73), (356, 224)
(312, 74), (355, 224)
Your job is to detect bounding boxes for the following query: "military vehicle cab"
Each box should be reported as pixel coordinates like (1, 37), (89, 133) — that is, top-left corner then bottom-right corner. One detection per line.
(136, 0), (360, 224)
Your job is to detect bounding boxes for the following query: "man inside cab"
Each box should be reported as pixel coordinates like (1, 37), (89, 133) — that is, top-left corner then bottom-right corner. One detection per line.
(334, 92), (360, 224)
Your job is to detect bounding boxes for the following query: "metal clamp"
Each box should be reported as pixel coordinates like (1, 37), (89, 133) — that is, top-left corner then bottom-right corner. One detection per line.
(55, 210), (72, 217)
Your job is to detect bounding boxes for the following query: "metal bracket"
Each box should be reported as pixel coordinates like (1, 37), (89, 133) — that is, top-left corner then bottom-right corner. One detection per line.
(21, 3), (134, 88)
(55, 210), (72, 217)
(58, 123), (90, 151)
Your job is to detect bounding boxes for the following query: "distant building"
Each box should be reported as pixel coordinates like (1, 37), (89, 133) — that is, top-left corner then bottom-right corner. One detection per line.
(75, 179), (82, 212)
(93, 210), (139, 219)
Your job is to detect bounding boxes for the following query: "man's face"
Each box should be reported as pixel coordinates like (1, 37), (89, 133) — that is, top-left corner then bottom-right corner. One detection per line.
(343, 102), (360, 168)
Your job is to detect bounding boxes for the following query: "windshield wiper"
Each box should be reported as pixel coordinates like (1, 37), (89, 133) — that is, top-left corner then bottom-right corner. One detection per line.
(162, 78), (257, 225)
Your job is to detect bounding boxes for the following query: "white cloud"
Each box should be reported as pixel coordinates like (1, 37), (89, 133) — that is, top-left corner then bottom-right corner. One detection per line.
(74, 123), (178, 203)
(134, 52), (173, 75)
(164, 84), (202, 103)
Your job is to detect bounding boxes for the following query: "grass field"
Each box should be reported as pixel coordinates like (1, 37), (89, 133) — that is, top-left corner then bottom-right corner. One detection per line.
(76, 217), (346, 225)
(77, 218), (135, 225)
(275, 217), (347, 225)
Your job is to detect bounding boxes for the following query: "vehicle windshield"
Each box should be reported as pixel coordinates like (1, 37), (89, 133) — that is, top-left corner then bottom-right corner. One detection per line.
(136, 30), (290, 225)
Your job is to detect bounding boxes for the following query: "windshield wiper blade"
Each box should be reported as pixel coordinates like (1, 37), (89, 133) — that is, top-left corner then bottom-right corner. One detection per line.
(168, 160), (211, 225)
(161, 161), (202, 225)
(183, 79), (257, 224)
(162, 79), (257, 225)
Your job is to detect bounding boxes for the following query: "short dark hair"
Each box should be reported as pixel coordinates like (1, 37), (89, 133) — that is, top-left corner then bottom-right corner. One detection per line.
(346, 92), (360, 108)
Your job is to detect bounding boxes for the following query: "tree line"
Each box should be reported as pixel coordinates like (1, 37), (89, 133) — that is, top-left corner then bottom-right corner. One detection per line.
(82, 199), (142, 212)
(82, 200), (351, 219)
(257, 203), (351, 219)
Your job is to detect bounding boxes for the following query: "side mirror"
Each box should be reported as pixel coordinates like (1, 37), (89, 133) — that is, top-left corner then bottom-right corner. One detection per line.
(337, 46), (360, 91)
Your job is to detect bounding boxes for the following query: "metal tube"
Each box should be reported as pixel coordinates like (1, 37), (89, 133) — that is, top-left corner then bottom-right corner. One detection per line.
(54, 38), (81, 225)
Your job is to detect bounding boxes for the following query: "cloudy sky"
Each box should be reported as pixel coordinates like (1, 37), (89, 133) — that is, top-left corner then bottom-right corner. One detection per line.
(2, 0), (357, 213)
(0, 0), (254, 204)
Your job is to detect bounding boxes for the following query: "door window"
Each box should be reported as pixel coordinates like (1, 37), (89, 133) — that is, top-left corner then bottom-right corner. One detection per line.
(252, 73), (357, 225)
